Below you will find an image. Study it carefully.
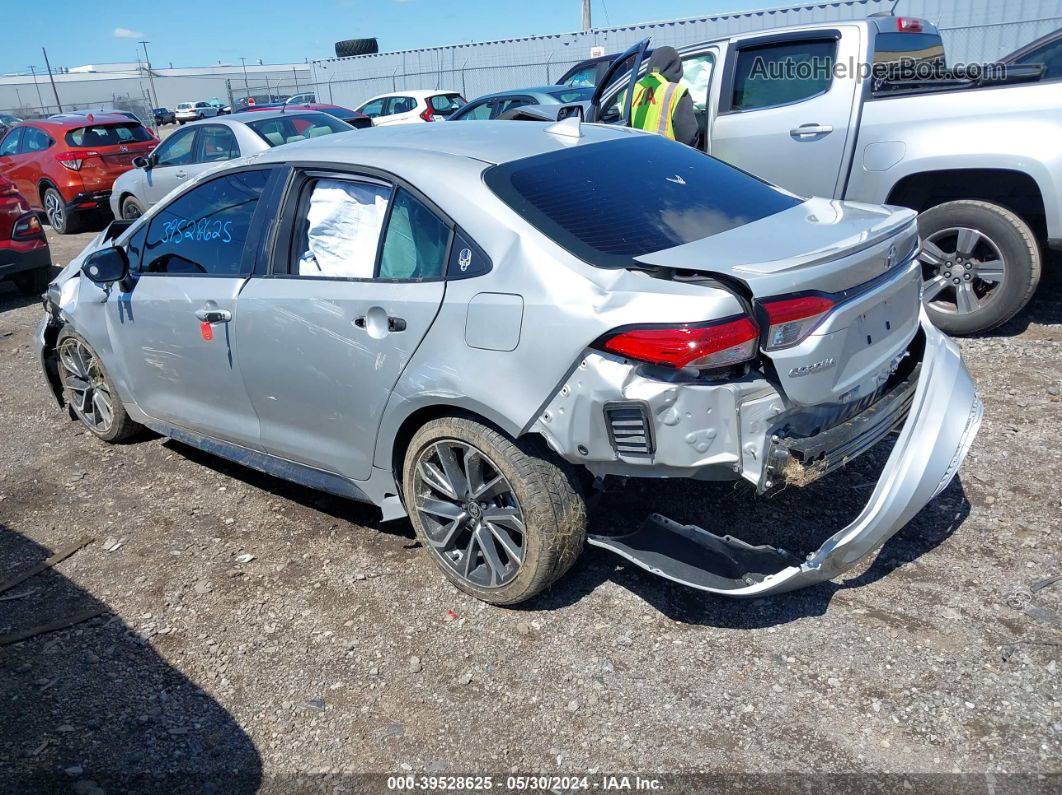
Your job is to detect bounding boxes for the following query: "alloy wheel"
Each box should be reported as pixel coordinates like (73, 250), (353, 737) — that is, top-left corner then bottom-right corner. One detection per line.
(122, 201), (142, 220)
(44, 191), (64, 230)
(58, 338), (115, 433)
(412, 440), (526, 588)
(919, 226), (1006, 317)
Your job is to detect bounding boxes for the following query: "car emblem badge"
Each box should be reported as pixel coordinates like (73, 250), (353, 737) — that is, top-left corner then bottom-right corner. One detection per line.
(458, 248), (472, 272)
(885, 244), (897, 269)
(119, 145), (129, 153)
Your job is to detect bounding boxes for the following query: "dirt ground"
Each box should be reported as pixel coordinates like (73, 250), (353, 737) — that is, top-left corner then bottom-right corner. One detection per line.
(0, 221), (1059, 791)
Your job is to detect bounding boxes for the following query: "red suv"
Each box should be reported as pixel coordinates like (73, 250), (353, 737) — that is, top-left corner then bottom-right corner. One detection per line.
(0, 175), (51, 295)
(0, 113), (157, 234)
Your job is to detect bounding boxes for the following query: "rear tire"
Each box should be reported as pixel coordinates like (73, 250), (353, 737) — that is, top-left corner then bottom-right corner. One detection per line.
(917, 200), (1040, 335)
(56, 329), (141, 443)
(12, 268), (52, 296)
(43, 187), (81, 235)
(402, 417), (586, 606)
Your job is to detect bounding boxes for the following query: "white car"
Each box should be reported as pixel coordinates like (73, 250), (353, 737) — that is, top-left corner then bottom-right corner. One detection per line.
(354, 90), (465, 125)
(175, 101), (221, 124)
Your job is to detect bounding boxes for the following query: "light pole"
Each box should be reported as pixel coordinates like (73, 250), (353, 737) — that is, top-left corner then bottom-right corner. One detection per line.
(27, 65), (45, 114)
(139, 40), (159, 109)
(240, 57), (250, 101)
(581, 0), (591, 31)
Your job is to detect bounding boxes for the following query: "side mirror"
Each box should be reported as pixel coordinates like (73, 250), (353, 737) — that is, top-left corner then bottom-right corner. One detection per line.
(133, 155), (150, 169)
(82, 246), (129, 285)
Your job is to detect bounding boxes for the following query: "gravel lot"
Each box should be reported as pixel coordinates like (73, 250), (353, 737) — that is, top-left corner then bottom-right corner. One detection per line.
(0, 220), (1059, 790)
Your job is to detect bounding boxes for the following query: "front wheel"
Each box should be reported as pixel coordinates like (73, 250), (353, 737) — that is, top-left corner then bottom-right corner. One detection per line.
(917, 200), (1041, 335)
(121, 196), (145, 220)
(56, 330), (141, 442)
(403, 417), (586, 605)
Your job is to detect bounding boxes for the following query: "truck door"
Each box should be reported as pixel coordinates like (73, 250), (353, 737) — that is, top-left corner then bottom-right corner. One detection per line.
(709, 26), (862, 198)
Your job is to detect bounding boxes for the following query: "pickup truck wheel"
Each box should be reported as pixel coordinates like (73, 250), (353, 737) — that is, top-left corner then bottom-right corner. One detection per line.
(403, 417), (586, 606)
(56, 330), (140, 443)
(917, 200), (1040, 335)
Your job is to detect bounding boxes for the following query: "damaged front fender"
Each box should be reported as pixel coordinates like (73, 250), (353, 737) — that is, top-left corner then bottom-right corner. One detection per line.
(588, 315), (982, 596)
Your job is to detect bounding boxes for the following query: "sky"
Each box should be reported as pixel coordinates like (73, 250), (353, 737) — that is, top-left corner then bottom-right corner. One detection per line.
(2, 0), (777, 74)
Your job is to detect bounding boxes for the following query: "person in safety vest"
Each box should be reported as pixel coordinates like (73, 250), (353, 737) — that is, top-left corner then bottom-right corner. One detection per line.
(628, 46), (698, 146)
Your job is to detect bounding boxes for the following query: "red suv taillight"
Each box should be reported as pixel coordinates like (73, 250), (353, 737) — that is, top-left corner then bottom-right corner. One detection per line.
(12, 212), (44, 240)
(896, 17), (924, 32)
(56, 150), (100, 171)
(595, 316), (759, 370)
(759, 294), (835, 350)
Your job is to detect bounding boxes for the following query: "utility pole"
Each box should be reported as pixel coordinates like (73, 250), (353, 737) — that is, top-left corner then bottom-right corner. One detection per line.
(27, 65), (45, 114)
(41, 47), (62, 113)
(292, 66), (300, 94)
(139, 40), (159, 109)
(581, 0), (592, 31)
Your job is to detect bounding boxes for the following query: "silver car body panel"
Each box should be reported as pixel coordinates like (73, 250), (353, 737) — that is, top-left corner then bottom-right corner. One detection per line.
(39, 121), (981, 596)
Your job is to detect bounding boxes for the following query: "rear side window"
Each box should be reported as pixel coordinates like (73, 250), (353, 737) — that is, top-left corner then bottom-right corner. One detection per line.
(454, 101), (492, 121)
(196, 125), (240, 162)
(143, 170), (270, 276)
(731, 39), (836, 111)
(293, 178), (393, 278)
(388, 96), (416, 114)
(65, 123), (152, 147)
(1013, 38), (1062, 79)
(378, 190), (450, 280)
(21, 128), (52, 152)
(484, 135), (802, 268)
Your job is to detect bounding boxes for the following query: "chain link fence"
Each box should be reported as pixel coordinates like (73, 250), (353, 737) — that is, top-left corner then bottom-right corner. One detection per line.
(1, 92), (157, 128)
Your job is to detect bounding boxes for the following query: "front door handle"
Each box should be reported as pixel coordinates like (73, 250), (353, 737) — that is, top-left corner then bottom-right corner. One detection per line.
(194, 307), (231, 323)
(175, 170), (187, 178)
(790, 123), (833, 138)
(353, 315), (406, 332)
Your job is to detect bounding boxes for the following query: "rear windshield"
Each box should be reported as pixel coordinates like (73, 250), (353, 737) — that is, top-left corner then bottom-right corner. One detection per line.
(874, 32), (945, 65)
(177, 103), (193, 109)
(429, 94), (465, 115)
(245, 113), (352, 146)
(547, 87), (594, 102)
(484, 135), (802, 268)
(64, 122), (152, 147)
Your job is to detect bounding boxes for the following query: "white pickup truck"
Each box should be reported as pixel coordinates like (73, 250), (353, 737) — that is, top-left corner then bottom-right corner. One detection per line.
(563, 15), (1062, 335)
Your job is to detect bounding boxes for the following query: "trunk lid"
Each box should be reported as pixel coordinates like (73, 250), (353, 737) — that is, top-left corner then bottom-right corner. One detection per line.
(63, 121), (157, 190)
(636, 199), (923, 407)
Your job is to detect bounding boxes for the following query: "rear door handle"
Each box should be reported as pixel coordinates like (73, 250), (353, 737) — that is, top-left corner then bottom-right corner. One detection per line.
(194, 307), (231, 323)
(790, 124), (833, 138)
(175, 170), (187, 178)
(353, 315), (407, 332)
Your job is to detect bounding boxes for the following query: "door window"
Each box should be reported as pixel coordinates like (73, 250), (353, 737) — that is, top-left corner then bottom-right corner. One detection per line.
(730, 39), (836, 111)
(455, 100), (492, 120)
(495, 97), (534, 117)
(358, 98), (386, 117)
(1014, 38), (1062, 79)
(378, 189), (450, 280)
(195, 125), (240, 162)
(21, 128), (52, 152)
(293, 178), (393, 278)
(387, 96), (416, 115)
(0, 128), (23, 155)
(153, 127), (197, 167)
(142, 169), (270, 275)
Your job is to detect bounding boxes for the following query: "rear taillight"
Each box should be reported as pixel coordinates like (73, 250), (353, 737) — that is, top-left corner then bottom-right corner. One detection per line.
(759, 294), (835, 350)
(595, 316), (759, 370)
(12, 212), (44, 240)
(419, 107), (435, 122)
(896, 17), (924, 32)
(56, 150), (100, 171)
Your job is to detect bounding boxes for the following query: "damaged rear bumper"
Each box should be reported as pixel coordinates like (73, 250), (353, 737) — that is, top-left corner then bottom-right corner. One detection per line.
(588, 316), (982, 596)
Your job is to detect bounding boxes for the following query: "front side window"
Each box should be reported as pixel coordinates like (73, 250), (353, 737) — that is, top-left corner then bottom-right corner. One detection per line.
(454, 101), (492, 121)
(546, 87), (594, 103)
(484, 135), (802, 268)
(1014, 38), (1062, 79)
(0, 128), (23, 155)
(196, 125), (240, 163)
(21, 128), (52, 153)
(358, 98), (385, 117)
(731, 39), (836, 111)
(153, 127), (196, 167)
(294, 178), (393, 278)
(142, 170), (270, 276)
(562, 66), (597, 87)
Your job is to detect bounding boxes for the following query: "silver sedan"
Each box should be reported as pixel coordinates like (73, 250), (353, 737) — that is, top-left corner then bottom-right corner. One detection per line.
(108, 110), (354, 220)
(41, 120), (980, 605)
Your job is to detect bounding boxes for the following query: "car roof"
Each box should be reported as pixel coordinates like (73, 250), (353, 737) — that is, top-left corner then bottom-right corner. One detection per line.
(25, 113), (139, 129)
(472, 85), (591, 101)
(251, 118), (634, 167)
(363, 89), (462, 102)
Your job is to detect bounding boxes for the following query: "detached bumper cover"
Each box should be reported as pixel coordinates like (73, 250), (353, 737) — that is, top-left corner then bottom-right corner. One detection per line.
(588, 317), (982, 596)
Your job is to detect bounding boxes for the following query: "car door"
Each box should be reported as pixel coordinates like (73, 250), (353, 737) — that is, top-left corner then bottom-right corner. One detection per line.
(141, 125), (199, 207)
(104, 167), (276, 447)
(235, 171), (450, 480)
(709, 27), (862, 198)
(0, 128), (26, 197)
(382, 96), (418, 125)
